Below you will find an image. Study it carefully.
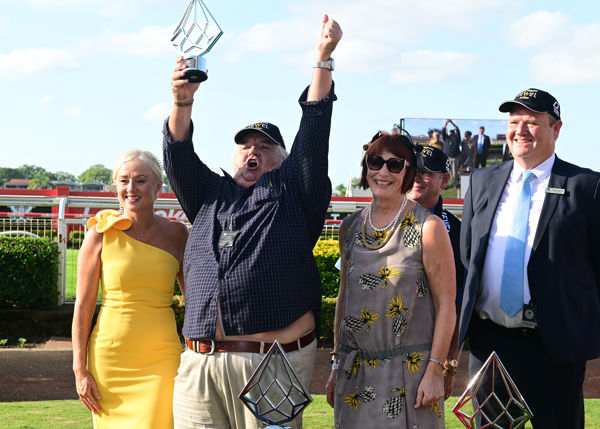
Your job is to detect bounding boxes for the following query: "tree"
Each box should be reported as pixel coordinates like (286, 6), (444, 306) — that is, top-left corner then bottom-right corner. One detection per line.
(18, 164), (48, 179)
(54, 171), (76, 182)
(0, 167), (24, 185)
(27, 171), (52, 189)
(335, 183), (346, 196)
(78, 164), (112, 184)
(162, 173), (173, 192)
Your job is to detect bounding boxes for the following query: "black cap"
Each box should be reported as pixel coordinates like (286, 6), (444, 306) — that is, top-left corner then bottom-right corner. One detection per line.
(234, 122), (285, 149)
(499, 88), (561, 121)
(420, 145), (450, 173)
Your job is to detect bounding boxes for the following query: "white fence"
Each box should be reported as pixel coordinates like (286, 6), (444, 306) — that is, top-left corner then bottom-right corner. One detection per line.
(0, 194), (463, 305)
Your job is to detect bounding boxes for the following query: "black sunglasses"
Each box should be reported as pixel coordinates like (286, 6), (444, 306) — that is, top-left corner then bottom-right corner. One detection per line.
(366, 155), (406, 173)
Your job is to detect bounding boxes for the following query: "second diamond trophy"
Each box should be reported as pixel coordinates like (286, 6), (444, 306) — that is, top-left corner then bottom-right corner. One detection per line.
(171, 0), (223, 82)
(453, 352), (533, 428)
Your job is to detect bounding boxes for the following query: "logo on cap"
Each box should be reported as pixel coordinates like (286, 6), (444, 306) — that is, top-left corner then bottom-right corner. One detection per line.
(553, 101), (560, 117)
(518, 89), (537, 99)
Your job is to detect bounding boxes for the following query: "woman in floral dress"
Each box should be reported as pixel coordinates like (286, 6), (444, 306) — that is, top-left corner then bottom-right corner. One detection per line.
(326, 132), (456, 428)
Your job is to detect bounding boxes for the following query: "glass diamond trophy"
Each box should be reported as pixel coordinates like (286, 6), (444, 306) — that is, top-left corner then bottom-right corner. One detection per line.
(453, 352), (533, 428)
(171, 0), (223, 83)
(239, 340), (312, 428)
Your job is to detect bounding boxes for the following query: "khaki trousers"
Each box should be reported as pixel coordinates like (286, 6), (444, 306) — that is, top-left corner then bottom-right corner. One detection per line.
(173, 339), (316, 429)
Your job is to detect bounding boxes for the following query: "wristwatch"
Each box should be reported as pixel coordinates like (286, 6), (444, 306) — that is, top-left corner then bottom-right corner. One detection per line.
(314, 57), (335, 71)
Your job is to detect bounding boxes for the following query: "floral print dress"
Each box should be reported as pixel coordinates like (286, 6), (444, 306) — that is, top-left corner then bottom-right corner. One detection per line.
(334, 204), (444, 428)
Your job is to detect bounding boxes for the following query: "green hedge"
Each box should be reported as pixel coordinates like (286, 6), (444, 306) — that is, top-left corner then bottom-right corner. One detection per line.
(314, 240), (341, 341)
(314, 239), (340, 298)
(68, 230), (84, 247)
(0, 237), (59, 309)
(320, 296), (337, 342)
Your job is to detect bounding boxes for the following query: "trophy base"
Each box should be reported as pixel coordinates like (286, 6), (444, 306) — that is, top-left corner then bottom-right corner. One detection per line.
(182, 55), (208, 83)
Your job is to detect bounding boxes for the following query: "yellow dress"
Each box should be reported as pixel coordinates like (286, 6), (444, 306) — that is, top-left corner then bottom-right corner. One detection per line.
(87, 210), (182, 428)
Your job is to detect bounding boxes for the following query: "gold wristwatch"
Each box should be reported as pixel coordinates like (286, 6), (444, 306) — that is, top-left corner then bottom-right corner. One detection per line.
(444, 359), (458, 374)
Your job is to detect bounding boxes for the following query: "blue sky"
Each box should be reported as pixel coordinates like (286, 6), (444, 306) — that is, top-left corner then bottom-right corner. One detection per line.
(2, 0), (600, 187)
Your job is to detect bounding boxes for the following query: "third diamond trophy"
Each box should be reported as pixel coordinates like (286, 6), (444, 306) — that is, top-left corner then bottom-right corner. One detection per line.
(171, 0), (223, 82)
(239, 341), (312, 428)
(453, 352), (533, 428)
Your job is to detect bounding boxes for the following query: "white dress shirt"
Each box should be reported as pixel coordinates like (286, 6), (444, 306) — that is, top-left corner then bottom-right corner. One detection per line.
(476, 154), (556, 327)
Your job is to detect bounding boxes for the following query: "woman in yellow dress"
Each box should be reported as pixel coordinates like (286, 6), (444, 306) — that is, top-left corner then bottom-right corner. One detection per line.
(72, 150), (188, 428)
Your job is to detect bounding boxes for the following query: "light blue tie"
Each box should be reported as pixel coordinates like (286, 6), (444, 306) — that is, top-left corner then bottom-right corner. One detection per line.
(500, 171), (535, 317)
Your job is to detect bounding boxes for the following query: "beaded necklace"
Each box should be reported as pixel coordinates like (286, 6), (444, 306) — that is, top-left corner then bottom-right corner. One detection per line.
(361, 195), (408, 250)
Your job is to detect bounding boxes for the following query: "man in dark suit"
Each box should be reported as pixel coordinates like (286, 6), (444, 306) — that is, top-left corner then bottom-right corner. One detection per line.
(474, 126), (491, 168)
(459, 88), (600, 428)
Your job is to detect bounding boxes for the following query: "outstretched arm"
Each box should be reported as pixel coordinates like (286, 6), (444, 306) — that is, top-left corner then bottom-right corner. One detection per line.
(307, 14), (342, 102)
(168, 57), (201, 141)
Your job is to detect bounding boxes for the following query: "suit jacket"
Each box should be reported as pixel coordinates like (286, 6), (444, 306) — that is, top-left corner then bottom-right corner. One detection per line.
(475, 134), (491, 157)
(459, 157), (600, 363)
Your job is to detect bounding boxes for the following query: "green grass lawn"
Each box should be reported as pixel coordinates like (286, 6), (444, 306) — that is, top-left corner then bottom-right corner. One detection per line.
(65, 248), (78, 300)
(65, 248), (101, 301)
(1, 396), (599, 428)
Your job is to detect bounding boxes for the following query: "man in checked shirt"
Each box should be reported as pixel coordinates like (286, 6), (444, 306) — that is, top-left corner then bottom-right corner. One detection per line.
(163, 15), (342, 429)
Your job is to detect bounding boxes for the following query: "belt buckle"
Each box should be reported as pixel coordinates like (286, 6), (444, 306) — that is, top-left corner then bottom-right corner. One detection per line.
(202, 338), (215, 355)
(200, 339), (216, 355)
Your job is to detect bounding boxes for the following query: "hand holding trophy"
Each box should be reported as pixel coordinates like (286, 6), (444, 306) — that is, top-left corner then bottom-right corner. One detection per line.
(171, 0), (223, 83)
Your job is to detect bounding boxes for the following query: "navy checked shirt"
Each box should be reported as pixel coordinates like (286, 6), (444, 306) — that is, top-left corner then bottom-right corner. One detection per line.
(163, 85), (336, 338)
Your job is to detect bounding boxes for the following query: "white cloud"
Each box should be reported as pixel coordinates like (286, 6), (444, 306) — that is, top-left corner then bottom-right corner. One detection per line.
(390, 50), (477, 85)
(60, 106), (84, 117)
(0, 48), (81, 77)
(222, 0), (509, 84)
(507, 12), (600, 84)
(144, 102), (170, 122)
(507, 11), (568, 48)
(41, 94), (55, 104)
(78, 26), (174, 57)
(530, 53), (600, 85)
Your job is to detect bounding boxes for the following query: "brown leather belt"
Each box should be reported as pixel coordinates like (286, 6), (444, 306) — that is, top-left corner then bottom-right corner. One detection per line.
(186, 330), (316, 355)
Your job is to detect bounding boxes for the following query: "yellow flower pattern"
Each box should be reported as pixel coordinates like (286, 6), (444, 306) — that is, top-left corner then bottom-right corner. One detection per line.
(377, 265), (402, 288)
(364, 358), (381, 370)
(358, 307), (380, 332)
(404, 352), (425, 376)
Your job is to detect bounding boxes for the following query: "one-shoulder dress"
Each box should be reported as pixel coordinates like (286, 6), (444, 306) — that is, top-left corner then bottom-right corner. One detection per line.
(87, 210), (182, 428)
(334, 205), (445, 428)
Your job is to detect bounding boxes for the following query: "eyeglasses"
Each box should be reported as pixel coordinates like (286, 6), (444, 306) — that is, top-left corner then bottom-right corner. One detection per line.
(366, 155), (406, 174)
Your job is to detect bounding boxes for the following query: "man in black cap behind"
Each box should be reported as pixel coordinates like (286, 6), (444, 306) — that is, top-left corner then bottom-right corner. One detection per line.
(407, 145), (464, 399)
(163, 15), (342, 428)
(459, 88), (600, 428)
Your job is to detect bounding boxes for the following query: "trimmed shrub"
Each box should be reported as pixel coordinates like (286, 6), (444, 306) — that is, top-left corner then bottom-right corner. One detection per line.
(0, 237), (59, 309)
(68, 230), (85, 247)
(320, 296), (337, 342)
(314, 239), (340, 298)
(172, 295), (185, 336)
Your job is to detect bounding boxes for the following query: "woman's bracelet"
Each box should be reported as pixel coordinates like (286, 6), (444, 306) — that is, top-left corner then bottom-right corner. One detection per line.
(428, 358), (445, 370)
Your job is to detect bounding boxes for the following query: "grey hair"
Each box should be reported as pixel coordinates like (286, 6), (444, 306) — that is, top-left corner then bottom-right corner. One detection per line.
(279, 145), (289, 160)
(231, 144), (288, 165)
(112, 149), (163, 184)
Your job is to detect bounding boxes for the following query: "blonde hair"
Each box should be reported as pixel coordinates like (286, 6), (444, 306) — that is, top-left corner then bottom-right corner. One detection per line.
(112, 150), (163, 184)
